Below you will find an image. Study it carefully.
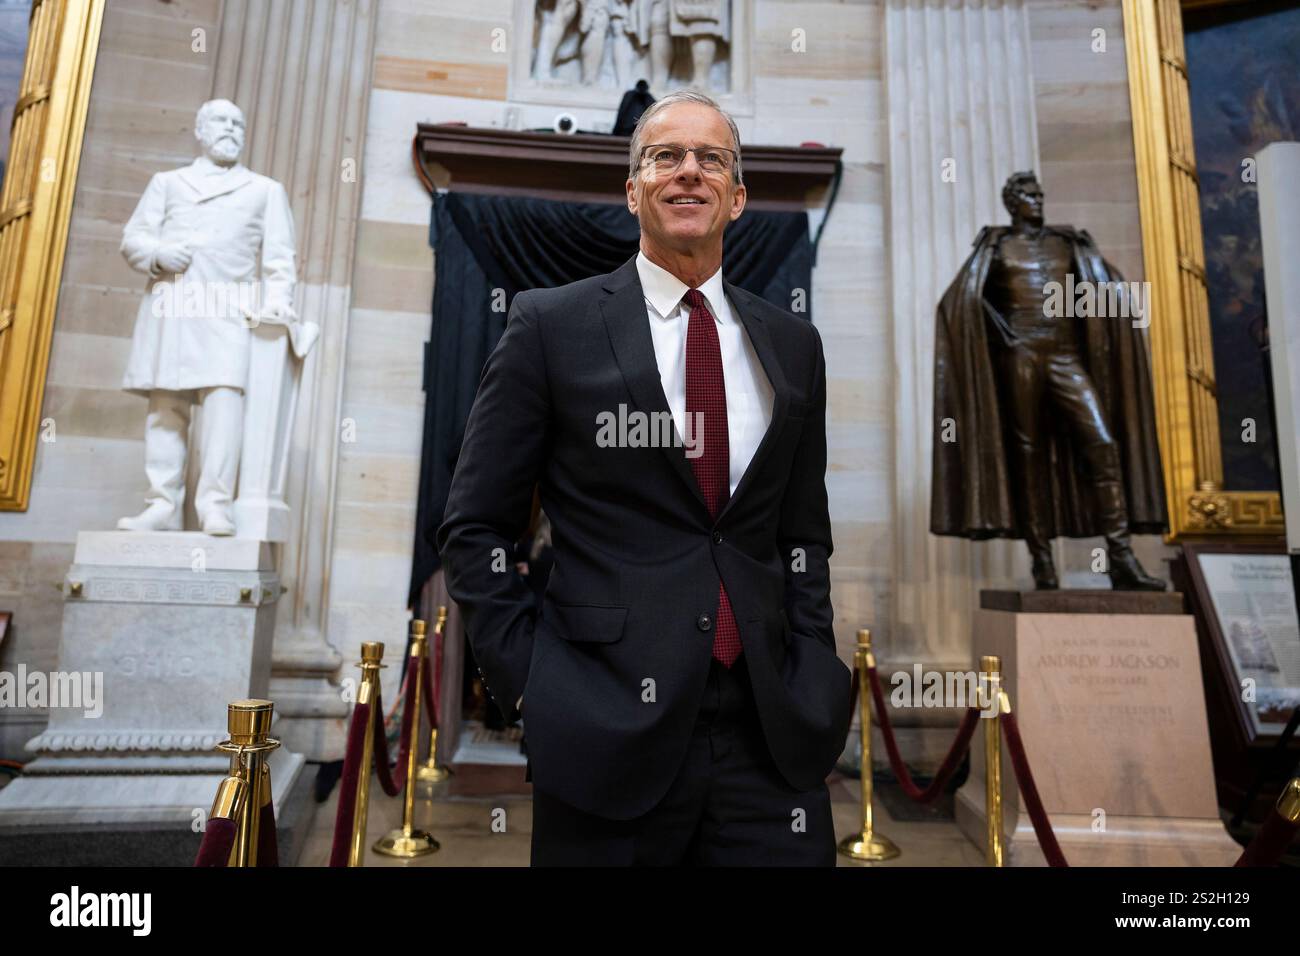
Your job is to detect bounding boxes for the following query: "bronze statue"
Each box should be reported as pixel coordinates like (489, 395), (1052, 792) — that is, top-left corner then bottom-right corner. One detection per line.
(931, 171), (1167, 590)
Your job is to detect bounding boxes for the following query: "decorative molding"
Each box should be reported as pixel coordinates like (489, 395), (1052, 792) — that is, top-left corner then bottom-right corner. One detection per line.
(1121, 0), (1284, 539)
(27, 729), (224, 754)
(1186, 491), (1285, 533)
(1186, 491), (1230, 531)
(68, 575), (279, 607)
(414, 124), (841, 210)
(0, 0), (105, 510)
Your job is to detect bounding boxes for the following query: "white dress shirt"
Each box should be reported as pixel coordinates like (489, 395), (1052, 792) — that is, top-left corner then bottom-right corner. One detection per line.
(635, 251), (774, 495)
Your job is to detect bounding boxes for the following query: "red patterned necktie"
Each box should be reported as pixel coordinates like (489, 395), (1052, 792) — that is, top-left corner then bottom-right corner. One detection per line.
(683, 288), (742, 668)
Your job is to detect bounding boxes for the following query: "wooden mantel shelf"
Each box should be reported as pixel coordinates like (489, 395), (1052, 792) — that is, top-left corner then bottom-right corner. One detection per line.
(415, 123), (842, 211)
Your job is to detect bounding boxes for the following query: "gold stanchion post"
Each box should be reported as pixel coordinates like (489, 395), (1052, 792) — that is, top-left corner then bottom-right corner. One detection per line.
(1279, 777), (1300, 825)
(373, 620), (440, 858)
(215, 699), (280, 867)
(348, 641), (385, 866)
(417, 606), (452, 784)
(838, 628), (900, 862)
(980, 655), (1005, 867)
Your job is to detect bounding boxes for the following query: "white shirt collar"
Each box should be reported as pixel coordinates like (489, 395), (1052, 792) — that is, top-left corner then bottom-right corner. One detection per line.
(636, 250), (729, 322)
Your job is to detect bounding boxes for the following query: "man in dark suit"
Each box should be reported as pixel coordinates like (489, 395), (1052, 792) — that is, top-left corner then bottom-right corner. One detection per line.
(437, 89), (852, 865)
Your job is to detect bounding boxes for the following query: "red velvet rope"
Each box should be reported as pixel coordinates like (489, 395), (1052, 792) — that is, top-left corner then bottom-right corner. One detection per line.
(422, 652), (438, 732)
(430, 626), (443, 729)
(193, 816), (237, 867)
(328, 700), (373, 867)
(1234, 805), (1299, 867)
(1001, 710), (1069, 867)
(372, 686), (401, 797)
(865, 665), (981, 804)
(374, 665), (420, 797)
(257, 796), (278, 867)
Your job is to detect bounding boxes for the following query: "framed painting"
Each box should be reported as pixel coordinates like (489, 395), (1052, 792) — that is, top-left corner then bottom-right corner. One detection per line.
(0, 0), (103, 510)
(1122, 0), (1299, 538)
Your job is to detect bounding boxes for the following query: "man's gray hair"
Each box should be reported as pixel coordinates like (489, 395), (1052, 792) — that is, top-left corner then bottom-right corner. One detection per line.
(628, 90), (743, 185)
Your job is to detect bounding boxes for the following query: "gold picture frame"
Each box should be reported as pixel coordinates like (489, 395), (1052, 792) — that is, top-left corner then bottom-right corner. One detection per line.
(1122, 0), (1286, 540)
(0, 0), (103, 511)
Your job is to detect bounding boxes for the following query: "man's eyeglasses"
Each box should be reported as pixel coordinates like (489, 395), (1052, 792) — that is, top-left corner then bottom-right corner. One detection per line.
(640, 143), (737, 176)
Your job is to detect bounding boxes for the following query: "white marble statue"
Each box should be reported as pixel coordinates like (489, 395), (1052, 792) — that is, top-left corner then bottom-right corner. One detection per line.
(536, 0), (608, 84)
(532, 0), (730, 91)
(116, 99), (314, 536)
(634, 0), (729, 90)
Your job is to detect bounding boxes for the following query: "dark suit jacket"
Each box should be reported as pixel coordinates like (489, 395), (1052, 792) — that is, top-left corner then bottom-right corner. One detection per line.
(436, 253), (852, 820)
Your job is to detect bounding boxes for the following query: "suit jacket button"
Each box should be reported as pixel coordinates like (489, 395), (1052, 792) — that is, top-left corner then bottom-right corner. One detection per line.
(697, 614), (712, 631)
(712, 532), (723, 545)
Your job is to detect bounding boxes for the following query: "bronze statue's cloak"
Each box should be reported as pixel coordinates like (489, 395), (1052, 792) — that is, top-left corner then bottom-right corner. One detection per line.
(930, 225), (1167, 540)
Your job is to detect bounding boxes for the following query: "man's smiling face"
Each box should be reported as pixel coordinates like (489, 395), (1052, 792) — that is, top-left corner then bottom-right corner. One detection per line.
(626, 102), (746, 256)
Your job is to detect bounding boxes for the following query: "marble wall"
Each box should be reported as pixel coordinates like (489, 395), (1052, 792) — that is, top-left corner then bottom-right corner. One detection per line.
(333, 0), (1152, 678)
(1, 0), (1151, 765)
(0, 0), (225, 757)
(329, 0), (891, 694)
(1030, 0), (1143, 282)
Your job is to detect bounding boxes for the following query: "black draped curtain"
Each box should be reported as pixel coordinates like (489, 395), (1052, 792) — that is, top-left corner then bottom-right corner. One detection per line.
(408, 191), (814, 605)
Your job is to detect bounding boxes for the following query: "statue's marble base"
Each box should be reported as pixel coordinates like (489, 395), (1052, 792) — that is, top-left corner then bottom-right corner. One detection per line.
(0, 751), (315, 866)
(954, 784), (1240, 867)
(0, 749), (304, 827)
(955, 599), (1241, 866)
(0, 531), (304, 845)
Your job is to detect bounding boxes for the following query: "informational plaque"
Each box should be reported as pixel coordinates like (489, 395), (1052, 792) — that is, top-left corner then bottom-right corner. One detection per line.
(1196, 552), (1300, 736)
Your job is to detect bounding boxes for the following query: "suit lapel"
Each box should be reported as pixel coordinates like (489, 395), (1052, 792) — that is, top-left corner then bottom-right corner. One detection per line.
(718, 282), (790, 522)
(599, 257), (712, 518)
(599, 257), (795, 524)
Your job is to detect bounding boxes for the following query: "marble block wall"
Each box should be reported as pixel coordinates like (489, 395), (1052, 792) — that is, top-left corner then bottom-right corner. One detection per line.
(330, 0), (891, 696)
(0, 0), (226, 759)
(1, 0), (1156, 768)
(331, 0), (1169, 746)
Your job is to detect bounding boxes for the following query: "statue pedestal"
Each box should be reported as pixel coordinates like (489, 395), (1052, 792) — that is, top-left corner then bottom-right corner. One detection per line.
(0, 531), (307, 860)
(954, 590), (1241, 866)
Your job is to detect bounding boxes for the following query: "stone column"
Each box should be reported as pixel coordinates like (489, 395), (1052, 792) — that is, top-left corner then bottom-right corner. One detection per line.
(883, 0), (1040, 676)
(212, 0), (379, 759)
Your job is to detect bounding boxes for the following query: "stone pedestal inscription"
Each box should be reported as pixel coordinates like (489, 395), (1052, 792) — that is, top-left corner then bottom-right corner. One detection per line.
(955, 606), (1240, 865)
